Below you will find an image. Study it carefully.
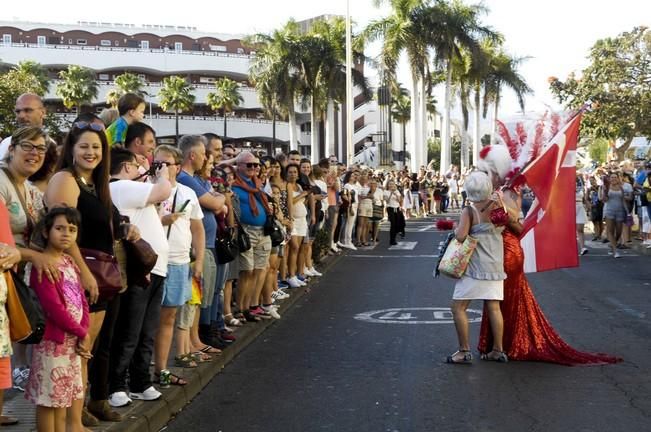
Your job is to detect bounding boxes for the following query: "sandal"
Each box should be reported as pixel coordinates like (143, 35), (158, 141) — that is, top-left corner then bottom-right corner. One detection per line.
(480, 350), (509, 363)
(225, 313), (243, 327)
(445, 350), (473, 364)
(154, 371), (188, 386)
(0, 415), (19, 426)
(174, 354), (198, 368)
(198, 344), (221, 354)
(192, 352), (212, 362)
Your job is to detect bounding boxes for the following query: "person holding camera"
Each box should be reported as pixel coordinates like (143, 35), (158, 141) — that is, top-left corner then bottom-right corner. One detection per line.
(106, 147), (171, 408)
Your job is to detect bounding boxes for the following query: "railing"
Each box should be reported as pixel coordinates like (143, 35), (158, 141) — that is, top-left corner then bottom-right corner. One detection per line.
(53, 112), (286, 126)
(1, 42), (251, 59)
(52, 79), (257, 92)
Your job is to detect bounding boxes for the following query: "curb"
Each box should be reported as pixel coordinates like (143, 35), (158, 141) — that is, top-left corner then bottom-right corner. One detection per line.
(103, 252), (344, 432)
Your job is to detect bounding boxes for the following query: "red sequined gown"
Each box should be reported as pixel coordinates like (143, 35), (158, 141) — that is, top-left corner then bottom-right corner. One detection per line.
(477, 228), (622, 365)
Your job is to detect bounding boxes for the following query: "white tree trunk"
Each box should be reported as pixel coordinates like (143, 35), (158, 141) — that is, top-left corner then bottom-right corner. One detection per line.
(473, 89), (481, 166)
(325, 100), (336, 158)
(419, 76), (427, 169)
(441, 64), (453, 173)
(409, 72), (419, 172)
(289, 108), (298, 151)
(491, 92), (500, 141)
(311, 96), (319, 164)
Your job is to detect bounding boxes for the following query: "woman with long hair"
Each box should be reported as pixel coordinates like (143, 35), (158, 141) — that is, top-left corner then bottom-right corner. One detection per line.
(338, 170), (360, 250)
(284, 164), (308, 288)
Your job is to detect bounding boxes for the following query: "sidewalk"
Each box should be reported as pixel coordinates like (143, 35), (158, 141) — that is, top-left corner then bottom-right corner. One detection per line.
(2, 253), (342, 432)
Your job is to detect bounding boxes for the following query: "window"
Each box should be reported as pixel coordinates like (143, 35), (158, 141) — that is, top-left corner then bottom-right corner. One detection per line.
(68, 39), (73, 44)
(140, 40), (149, 49)
(100, 39), (111, 46)
(76, 39), (87, 45)
(98, 74), (109, 80)
(174, 42), (182, 52)
(37, 36), (46, 46)
(209, 44), (226, 52)
(2, 34), (11, 44)
(236, 48), (244, 54)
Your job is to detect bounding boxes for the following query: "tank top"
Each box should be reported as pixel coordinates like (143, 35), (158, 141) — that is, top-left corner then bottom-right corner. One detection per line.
(76, 179), (115, 255)
(465, 205), (506, 281)
(604, 189), (625, 213)
(291, 186), (307, 218)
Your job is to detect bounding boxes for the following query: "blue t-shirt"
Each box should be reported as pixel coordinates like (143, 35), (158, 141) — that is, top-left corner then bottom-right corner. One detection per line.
(177, 170), (216, 248)
(636, 171), (648, 185)
(232, 176), (267, 226)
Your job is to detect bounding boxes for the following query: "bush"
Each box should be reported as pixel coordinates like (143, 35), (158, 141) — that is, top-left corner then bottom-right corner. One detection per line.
(312, 227), (331, 263)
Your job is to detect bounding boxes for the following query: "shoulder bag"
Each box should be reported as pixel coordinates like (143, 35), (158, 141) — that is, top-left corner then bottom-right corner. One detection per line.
(435, 208), (477, 279)
(5, 270), (46, 344)
(215, 227), (238, 264)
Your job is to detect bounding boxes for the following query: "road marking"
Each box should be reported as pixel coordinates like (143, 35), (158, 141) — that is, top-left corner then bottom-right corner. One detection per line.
(354, 307), (482, 324)
(388, 241), (418, 250)
(348, 255), (437, 258)
(605, 297), (647, 319)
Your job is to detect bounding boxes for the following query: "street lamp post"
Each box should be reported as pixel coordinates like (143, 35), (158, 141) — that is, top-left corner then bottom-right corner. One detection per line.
(345, 0), (353, 165)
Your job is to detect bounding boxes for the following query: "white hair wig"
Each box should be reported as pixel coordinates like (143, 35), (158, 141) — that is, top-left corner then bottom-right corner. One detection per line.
(464, 171), (493, 202)
(477, 145), (512, 180)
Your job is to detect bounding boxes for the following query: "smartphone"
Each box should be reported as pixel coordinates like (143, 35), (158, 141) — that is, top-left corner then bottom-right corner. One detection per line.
(178, 199), (191, 212)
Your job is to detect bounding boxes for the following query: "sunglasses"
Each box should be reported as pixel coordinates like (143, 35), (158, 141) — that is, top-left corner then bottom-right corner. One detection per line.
(73, 121), (105, 132)
(244, 162), (260, 168)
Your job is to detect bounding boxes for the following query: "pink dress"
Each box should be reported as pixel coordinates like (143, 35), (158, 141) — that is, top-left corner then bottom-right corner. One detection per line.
(25, 255), (85, 407)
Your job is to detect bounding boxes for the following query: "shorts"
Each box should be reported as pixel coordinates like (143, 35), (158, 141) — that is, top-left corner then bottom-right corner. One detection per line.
(590, 202), (603, 222)
(162, 263), (191, 307)
(0, 357), (11, 390)
(604, 206), (627, 223)
(271, 246), (280, 255)
(226, 258), (239, 281)
(177, 303), (197, 330)
(201, 249), (217, 309)
(239, 225), (272, 271)
(358, 199), (373, 217)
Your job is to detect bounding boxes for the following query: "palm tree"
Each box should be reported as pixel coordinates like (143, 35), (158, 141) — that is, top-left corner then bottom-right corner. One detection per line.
(206, 77), (243, 138)
(114, 72), (145, 96)
(106, 88), (121, 108)
(482, 51), (532, 136)
(15, 61), (49, 93)
(158, 75), (195, 143)
(361, 0), (431, 170)
(390, 88), (411, 162)
(422, 0), (501, 172)
(56, 65), (98, 113)
(246, 20), (303, 151)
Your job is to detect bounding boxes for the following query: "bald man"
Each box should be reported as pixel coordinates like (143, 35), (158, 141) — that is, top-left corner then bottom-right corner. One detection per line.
(0, 93), (48, 159)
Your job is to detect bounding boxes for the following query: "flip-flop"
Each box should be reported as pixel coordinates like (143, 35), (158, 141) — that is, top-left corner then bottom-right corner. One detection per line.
(198, 345), (221, 354)
(0, 415), (18, 426)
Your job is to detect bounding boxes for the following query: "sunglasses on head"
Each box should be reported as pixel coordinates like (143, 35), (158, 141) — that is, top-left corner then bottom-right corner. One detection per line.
(73, 121), (105, 132)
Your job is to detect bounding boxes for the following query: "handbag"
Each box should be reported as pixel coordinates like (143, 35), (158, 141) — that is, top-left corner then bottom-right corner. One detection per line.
(265, 214), (285, 247)
(215, 227), (238, 264)
(437, 236), (478, 279)
(5, 271), (46, 344)
(372, 204), (384, 220)
(237, 224), (251, 252)
(80, 248), (122, 302)
(124, 238), (158, 287)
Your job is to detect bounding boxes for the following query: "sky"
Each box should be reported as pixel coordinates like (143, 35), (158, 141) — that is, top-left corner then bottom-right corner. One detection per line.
(3, 0), (647, 119)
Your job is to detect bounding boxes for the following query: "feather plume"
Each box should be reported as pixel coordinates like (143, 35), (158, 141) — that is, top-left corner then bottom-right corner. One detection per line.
(436, 219), (455, 231)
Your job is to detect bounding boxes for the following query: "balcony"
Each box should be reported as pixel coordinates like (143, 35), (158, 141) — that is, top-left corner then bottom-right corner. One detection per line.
(0, 42), (250, 79)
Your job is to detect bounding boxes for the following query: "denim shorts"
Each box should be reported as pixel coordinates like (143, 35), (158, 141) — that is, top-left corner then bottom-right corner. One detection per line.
(162, 263), (191, 307)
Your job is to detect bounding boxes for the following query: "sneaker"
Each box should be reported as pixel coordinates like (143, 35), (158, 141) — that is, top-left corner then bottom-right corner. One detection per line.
(297, 274), (309, 283)
(580, 248), (588, 256)
(262, 305), (281, 319)
(340, 243), (357, 250)
(288, 276), (303, 288)
(129, 386), (161, 401)
(250, 307), (272, 320)
(303, 268), (316, 277)
(108, 391), (132, 408)
(220, 330), (236, 341)
(277, 281), (290, 290)
(12, 366), (29, 392)
(614, 251), (622, 258)
(308, 267), (322, 277)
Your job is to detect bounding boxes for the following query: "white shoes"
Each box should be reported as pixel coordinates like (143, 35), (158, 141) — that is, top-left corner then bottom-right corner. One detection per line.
(129, 386), (161, 401)
(288, 276), (305, 288)
(614, 251), (622, 258)
(262, 305), (281, 319)
(338, 242), (357, 250)
(272, 289), (290, 300)
(108, 391), (133, 407)
(307, 267), (322, 277)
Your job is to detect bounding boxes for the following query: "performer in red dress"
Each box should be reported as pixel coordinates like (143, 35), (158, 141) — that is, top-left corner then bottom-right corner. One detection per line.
(476, 145), (621, 365)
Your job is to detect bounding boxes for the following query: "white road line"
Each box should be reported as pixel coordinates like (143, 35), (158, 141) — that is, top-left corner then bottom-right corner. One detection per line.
(605, 297), (647, 319)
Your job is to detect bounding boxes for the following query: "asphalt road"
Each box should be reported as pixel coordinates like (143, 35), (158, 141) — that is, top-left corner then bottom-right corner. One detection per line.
(165, 218), (651, 432)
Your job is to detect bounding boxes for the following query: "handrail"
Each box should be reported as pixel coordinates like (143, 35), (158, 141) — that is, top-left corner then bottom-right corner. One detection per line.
(1, 42), (251, 59)
(53, 112), (287, 125)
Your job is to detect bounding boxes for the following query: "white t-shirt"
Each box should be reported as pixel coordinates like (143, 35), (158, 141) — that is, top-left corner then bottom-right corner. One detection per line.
(0, 137), (11, 161)
(448, 178), (459, 194)
(158, 184), (203, 264)
(344, 183), (361, 207)
(384, 189), (402, 208)
(109, 179), (170, 277)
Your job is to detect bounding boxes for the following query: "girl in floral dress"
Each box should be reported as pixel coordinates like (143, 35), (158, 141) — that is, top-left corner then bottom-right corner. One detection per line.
(25, 207), (91, 432)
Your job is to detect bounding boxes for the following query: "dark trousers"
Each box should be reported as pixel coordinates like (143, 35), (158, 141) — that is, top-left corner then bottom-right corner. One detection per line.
(89, 294), (121, 401)
(108, 274), (165, 394)
(388, 207), (399, 243)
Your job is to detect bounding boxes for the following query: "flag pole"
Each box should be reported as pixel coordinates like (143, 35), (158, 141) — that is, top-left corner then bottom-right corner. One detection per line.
(345, 0), (353, 165)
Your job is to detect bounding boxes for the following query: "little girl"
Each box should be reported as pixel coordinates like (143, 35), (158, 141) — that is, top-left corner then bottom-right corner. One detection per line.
(25, 207), (90, 432)
(446, 171), (507, 364)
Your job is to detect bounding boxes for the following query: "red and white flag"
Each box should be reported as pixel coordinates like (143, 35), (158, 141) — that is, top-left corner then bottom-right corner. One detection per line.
(519, 113), (582, 273)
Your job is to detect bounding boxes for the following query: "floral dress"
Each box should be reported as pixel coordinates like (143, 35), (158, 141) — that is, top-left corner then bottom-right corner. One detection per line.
(25, 255), (85, 407)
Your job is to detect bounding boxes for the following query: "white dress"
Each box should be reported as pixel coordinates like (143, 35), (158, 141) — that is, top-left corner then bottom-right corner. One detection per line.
(576, 189), (587, 224)
(291, 187), (308, 237)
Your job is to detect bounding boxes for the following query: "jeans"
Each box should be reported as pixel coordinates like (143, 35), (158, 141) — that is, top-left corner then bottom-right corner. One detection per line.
(89, 294), (121, 401)
(200, 256), (228, 330)
(108, 274), (164, 394)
